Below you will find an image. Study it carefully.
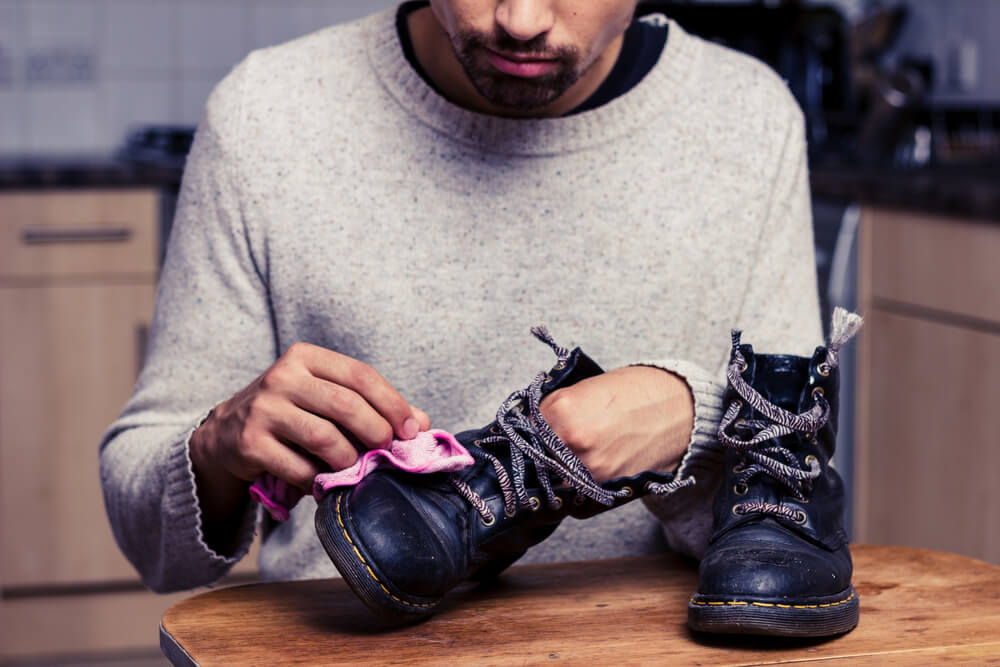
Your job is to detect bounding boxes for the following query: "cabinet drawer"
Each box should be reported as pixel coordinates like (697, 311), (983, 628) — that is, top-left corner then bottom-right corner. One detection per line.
(0, 189), (159, 280)
(866, 207), (1000, 323)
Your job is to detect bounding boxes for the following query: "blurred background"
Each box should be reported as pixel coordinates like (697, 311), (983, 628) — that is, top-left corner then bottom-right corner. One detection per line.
(1, 0), (998, 664)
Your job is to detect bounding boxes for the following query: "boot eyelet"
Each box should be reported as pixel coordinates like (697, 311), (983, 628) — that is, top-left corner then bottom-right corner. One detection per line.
(481, 514), (497, 527)
(543, 374), (553, 383)
(732, 464), (746, 474)
(805, 455), (819, 467)
(490, 425), (501, 435)
(811, 386), (825, 401)
(504, 506), (517, 518)
(734, 482), (748, 496)
(573, 494), (586, 506)
(553, 361), (567, 371)
(817, 363), (831, 377)
(793, 510), (808, 525)
(620, 486), (634, 498)
(736, 359), (748, 373)
(731, 504), (745, 517)
(473, 439), (481, 446)
(551, 497), (563, 510)
(528, 497), (541, 511)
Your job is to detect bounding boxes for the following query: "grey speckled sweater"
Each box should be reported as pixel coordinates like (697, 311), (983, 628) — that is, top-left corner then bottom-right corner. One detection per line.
(99, 6), (821, 593)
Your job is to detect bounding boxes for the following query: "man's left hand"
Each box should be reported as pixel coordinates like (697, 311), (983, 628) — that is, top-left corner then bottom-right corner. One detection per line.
(539, 366), (694, 482)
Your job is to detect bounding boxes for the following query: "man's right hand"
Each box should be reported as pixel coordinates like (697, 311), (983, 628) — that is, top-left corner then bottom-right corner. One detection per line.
(189, 342), (430, 522)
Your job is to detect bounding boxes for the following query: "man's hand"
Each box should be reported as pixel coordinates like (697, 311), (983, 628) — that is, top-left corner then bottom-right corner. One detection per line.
(189, 342), (430, 522)
(539, 366), (694, 482)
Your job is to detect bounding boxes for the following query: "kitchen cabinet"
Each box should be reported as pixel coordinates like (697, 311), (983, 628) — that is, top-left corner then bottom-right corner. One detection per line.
(0, 189), (258, 662)
(853, 206), (1000, 565)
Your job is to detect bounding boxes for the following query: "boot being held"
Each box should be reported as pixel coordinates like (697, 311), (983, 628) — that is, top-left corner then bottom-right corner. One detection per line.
(315, 327), (691, 623)
(688, 308), (863, 637)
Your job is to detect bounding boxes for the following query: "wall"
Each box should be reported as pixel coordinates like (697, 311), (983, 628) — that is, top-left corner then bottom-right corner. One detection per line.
(0, 0), (396, 155)
(0, 0), (997, 156)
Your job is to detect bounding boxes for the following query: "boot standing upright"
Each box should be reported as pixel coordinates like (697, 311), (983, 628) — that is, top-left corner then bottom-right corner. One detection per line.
(688, 308), (863, 637)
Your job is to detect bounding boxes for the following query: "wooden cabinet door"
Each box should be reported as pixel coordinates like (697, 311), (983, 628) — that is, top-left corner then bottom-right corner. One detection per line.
(0, 282), (155, 587)
(857, 309), (1000, 563)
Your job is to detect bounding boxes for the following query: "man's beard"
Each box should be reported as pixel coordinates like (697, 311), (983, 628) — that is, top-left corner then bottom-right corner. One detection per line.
(451, 28), (583, 111)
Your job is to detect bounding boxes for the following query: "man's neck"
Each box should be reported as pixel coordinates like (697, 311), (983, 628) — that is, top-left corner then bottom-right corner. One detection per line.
(406, 7), (624, 119)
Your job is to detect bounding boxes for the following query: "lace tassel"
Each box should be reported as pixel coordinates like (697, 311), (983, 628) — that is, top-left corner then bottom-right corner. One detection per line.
(825, 307), (864, 371)
(530, 324), (570, 361)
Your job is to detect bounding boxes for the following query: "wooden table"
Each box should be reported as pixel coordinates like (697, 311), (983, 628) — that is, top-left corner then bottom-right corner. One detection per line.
(160, 545), (1000, 665)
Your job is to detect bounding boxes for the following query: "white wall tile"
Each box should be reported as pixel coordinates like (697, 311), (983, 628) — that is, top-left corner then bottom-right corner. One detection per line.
(25, 0), (101, 48)
(102, 0), (173, 75)
(250, 3), (317, 50)
(175, 76), (221, 126)
(178, 3), (247, 74)
(24, 87), (103, 153)
(0, 90), (24, 153)
(102, 78), (174, 148)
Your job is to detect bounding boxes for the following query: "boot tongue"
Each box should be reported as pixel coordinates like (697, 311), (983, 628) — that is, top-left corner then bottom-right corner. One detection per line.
(544, 347), (604, 392)
(749, 354), (810, 413)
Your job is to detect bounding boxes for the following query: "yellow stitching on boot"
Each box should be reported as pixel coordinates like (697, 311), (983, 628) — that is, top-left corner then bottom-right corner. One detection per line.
(690, 592), (855, 608)
(335, 493), (436, 609)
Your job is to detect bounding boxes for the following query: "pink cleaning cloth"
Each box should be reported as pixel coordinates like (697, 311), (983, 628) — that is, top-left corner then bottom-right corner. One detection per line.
(249, 429), (473, 522)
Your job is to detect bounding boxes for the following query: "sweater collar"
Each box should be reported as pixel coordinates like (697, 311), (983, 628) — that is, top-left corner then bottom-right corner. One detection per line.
(365, 5), (703, 156)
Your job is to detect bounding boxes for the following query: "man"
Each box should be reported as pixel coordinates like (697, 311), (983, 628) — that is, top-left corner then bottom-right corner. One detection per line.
(100, 0), (821, 593)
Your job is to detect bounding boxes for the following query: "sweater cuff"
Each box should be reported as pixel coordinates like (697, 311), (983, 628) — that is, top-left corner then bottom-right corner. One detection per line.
(632, 359), (726, 560)
(162, 414), (258, 583)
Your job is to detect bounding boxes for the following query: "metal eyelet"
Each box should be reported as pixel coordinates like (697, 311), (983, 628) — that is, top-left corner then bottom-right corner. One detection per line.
(732, 464), (746, 474)
(817, 363), (831, 377)
(573, 494), (586, 506)
(504, 506), (517, 518)
(543, 374), (553, 383)
(794, 510), (808, 525)
(553, 361), (567, 371)
(551, 497), (563, 510)
(811, 386), (825, 401)
(736, 359), (748, 373)
(731, 504), (745, 517)
(473, 439), (481, 447)
(620, 486), (634, 498)
(481, 514), (496, 527)
(490, 424), (501, 435)
(805, 455), (819, 467)
(734, 482), (748, 496)
(529, 497), (541, 511)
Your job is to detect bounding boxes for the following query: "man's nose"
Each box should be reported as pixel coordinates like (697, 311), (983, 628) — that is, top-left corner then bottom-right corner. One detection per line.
(495, 0), (556, 43)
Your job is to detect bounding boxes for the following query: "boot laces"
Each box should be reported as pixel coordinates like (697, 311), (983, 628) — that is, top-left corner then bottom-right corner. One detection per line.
(719, 308), (862, 523)
(447, 327), (647, 525)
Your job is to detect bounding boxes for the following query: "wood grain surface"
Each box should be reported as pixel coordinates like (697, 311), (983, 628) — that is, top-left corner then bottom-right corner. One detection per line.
(160, 545), (1000, 665)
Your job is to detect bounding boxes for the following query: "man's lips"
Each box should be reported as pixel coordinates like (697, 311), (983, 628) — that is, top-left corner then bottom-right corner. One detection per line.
(484, 48), (558, 78)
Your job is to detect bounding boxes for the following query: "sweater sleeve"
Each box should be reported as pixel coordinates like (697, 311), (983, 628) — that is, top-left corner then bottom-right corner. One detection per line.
(99, 54), (274, 593)
(638, 100), (822, 559)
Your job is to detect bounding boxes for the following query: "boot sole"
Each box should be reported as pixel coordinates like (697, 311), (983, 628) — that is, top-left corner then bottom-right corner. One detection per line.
(315, 489), (440, 623)
(688, 586), (859, 637)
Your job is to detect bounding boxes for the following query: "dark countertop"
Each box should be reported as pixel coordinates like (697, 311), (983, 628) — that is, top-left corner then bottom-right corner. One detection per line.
(2, 154), (998, 222)
(810, 162), (1000, 223)
(0, 155), (184, 190)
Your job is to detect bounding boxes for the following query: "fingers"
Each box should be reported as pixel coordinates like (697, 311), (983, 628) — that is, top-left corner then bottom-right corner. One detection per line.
(249, 435), (326, 491)
(269, 402), (361, 471)
(289, 343), (423, 441)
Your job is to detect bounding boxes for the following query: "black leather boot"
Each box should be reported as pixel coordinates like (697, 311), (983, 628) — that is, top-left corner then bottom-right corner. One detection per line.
(688, 308), (863, 637)
(315, 328), (690, 623)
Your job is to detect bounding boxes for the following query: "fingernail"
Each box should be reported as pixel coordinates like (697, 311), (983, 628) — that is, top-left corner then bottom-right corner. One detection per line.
(402, 417), (419, 440)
